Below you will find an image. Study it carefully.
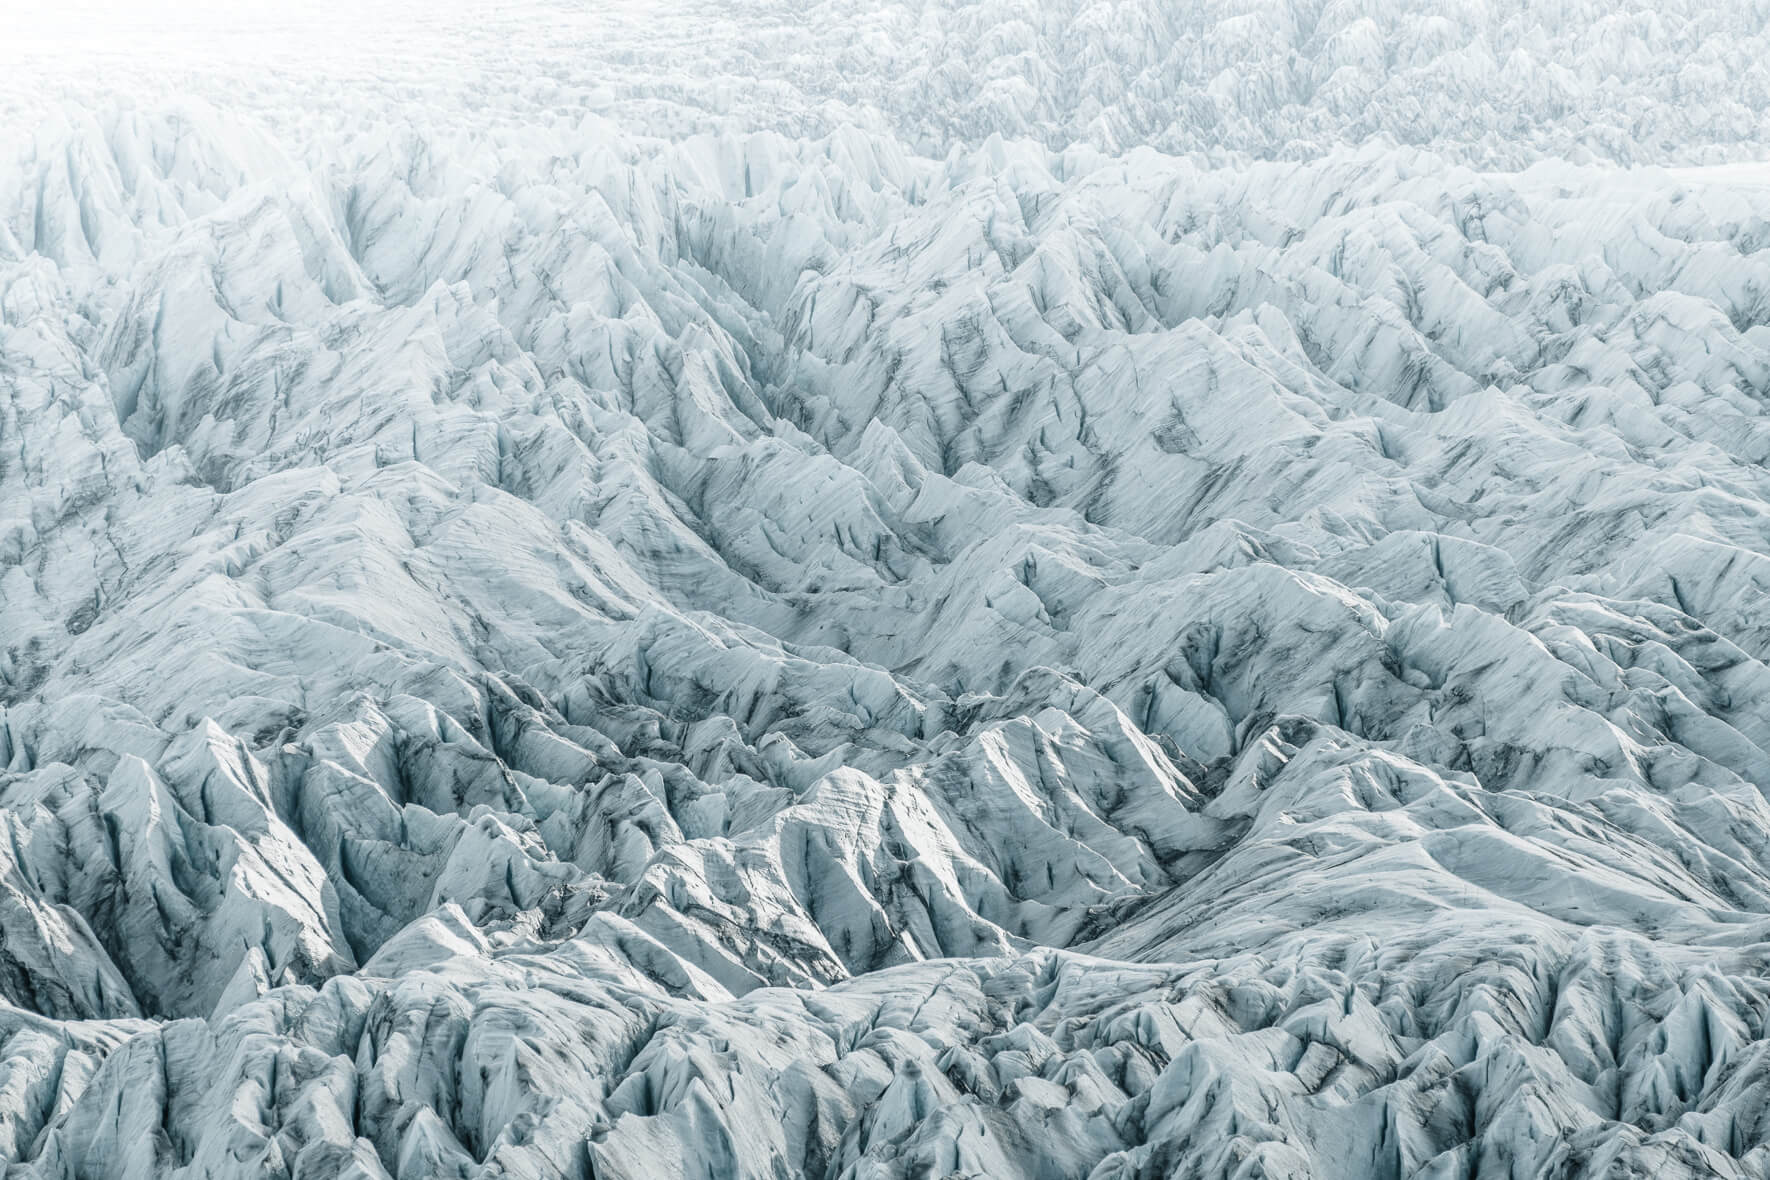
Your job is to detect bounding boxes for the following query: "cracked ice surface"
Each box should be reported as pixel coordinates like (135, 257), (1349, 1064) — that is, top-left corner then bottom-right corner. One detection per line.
(9, 2), (1770, 1178)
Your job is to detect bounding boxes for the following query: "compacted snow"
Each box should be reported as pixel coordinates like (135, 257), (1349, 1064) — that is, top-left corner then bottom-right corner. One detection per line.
(8, 2), (1770, 1177)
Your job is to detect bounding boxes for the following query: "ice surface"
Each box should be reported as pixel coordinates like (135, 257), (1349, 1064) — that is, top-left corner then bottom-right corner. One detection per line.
(7, 2), (1770, 1177)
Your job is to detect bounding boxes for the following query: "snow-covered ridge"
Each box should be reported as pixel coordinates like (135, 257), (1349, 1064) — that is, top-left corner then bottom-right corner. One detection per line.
(6, 94), (1770, 1176)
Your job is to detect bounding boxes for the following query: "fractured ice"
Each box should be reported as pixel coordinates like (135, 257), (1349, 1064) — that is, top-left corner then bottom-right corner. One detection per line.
(7, 2), (1770, 1177)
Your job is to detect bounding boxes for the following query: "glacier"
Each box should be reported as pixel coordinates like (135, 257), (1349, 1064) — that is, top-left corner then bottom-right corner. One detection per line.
(9, 2), (1770, 1177)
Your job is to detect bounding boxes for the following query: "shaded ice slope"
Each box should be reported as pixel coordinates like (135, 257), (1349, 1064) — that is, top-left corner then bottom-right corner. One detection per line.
(8, 98), (1770, 1178)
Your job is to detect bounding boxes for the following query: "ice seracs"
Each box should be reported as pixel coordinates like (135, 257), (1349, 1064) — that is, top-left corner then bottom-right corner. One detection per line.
(8, 4), (1770, 1177)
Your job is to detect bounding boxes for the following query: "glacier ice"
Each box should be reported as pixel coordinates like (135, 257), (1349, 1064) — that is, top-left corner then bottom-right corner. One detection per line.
(9, 2), (1770, 1177)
